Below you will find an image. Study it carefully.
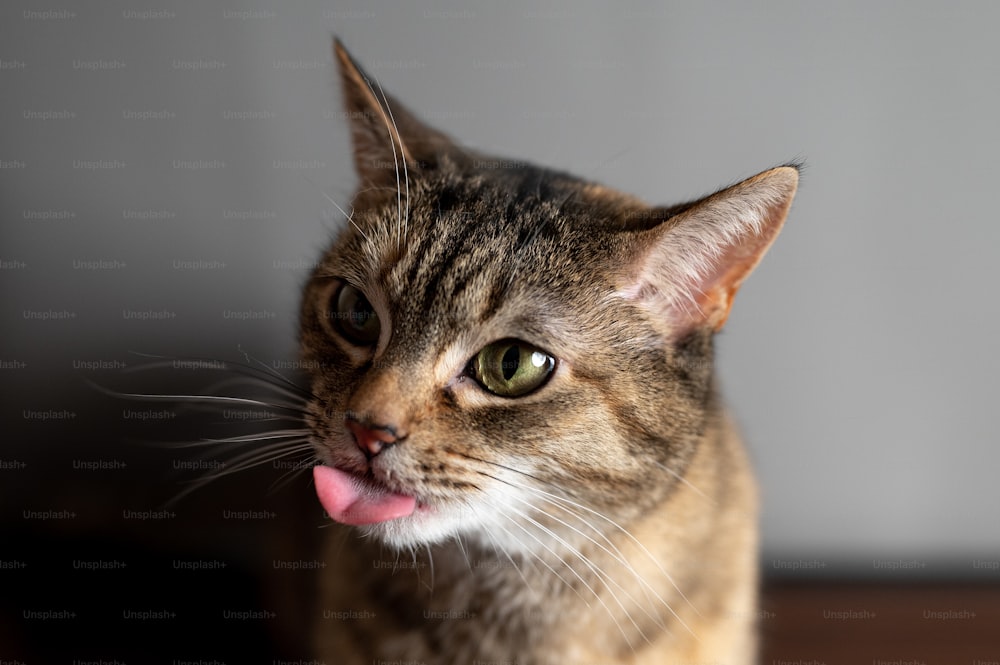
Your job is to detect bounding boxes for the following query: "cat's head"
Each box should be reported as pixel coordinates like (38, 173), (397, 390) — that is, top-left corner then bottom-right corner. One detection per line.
(299, 41), (797, 551)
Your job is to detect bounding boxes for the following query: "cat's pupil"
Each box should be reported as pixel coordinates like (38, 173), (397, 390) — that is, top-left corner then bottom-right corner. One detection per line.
(469, 340), (556, 398)
(501, 345), (519, 381)
(331, 283), (380, 346)
(348, 299), (373, 329)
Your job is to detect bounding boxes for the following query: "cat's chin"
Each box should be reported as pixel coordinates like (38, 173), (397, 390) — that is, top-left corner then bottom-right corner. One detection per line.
(354, 508), (468, 550)
(355, 485), (563, 555)
(351, 490), (533, 552)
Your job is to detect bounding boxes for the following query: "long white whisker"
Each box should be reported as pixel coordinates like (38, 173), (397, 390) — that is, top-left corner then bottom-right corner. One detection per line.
(203, 439), (315, 472)
(653, 460), (713, 503)
(539, 490), (700, 625)
(486, 510), (582, 602)
(166, 441), (315, 505)
(184, 369), (309, 406)
(498, 499), (645, 649)
(158, 430), (309, 452)
(360, 73), (403, 251)
(449, 450), (700, 631)
(195, 429), (311, 445)
(122, 351), (313, 401)
(472, 512), (539, 592)
(499, 486), (669, 637)
(423, 543), (435, 593)
(454, 533), (473, 570)
(103, 390), (308, 417)
(493, 507), (636, 649)
(374, 79), (410, 246)
(235, 344), (310, 396)
(314, 184), (372, 245)
(480, 470), (679, 630)
(268, 456), (317, 493)
(195, 376), (309, 407)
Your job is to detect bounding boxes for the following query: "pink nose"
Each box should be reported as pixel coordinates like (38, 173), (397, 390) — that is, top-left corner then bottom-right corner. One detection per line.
(346, 419), (399, 458)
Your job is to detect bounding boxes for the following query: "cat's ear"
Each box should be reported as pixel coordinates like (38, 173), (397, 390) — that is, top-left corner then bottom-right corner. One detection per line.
(623, 165), (798, 340)
(333, 39), (461, 187)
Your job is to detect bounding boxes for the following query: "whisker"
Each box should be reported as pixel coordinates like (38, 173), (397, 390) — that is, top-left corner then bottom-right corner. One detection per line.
(496, 484), (669, 638)
(423, 542), (435, 593)
(471, 512), (539, 592)
(193, 440), (315, 479)
(504, 501), (646, 649)
(359, 71), (404, 252)
(267, 456), (317, 493)
(235, 344), (309, 395)
(121, 350), (313, 401)
(95, 348), (318, 504)
(449, 449), (700, 629)
(454, 532), (473, 570)
(470, 467), (672, 623)
(491, 507), (641, 648)
(193, 376), (310, 409)
(308, 176), (373, 246)
(166, 441), (315, 506)
(653, 460), (713, 503)
(93, 387), (309, 418)
(486, 510), (583, 603)
(525, 487), (700, 628)
(374, 78), (410, 246)
(191, 429), (312, 446)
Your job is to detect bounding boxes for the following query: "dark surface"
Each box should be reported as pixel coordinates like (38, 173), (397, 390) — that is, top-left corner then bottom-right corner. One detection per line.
(1, 377), (323, 663)
(1, 477), (322, 663)
(761, 581), (1000, 664)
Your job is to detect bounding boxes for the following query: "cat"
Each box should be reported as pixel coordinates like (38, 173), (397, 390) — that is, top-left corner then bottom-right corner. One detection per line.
(301, 40), (798, 665)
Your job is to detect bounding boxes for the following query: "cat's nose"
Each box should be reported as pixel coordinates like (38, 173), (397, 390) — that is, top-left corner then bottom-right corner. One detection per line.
(346, 417), (400, 458)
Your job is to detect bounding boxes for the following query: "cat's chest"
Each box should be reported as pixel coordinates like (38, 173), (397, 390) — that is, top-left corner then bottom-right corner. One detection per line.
(320, 535), (598, 661)
(379, 548), (563, 635)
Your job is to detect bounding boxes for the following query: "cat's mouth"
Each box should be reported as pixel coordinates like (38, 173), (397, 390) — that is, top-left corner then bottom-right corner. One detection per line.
(313, 464), (419, 526)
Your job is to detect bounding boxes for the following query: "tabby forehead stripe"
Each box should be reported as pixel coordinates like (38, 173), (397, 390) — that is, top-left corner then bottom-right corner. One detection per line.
(416, 218), (490, 320)
(432, 257), (478, 318)
(400, 206), (445, 287)
(493, 217), (550, 305)
(406, 205), (481, 291)
(399, 182), (480, 287)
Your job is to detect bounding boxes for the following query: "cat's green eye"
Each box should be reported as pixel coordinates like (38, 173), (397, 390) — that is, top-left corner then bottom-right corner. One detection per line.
(469, 340), (555, 398)
(331, 283), (380, 346)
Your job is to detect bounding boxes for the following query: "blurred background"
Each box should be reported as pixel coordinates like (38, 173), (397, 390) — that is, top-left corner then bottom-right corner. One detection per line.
(2, 0), (998, 662)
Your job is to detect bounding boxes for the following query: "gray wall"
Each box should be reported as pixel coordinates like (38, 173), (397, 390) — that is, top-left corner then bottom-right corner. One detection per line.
(3, 0), (999, 571)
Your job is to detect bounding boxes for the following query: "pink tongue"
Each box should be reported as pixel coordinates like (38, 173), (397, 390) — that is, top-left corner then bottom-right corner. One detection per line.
(313, 465), (416, 526)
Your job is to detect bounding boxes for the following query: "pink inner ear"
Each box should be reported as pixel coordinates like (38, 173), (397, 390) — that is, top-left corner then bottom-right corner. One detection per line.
(631, 166), (798, 338)
(693, 228), (777, 332)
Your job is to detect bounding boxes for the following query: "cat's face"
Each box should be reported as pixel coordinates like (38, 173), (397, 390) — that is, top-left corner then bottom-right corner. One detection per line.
(300, 169), (708, 550)
(299, 42), (797, 551)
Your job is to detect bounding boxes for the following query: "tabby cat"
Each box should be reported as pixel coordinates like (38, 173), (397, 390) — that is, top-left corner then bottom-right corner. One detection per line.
(302, 41), (798, 665)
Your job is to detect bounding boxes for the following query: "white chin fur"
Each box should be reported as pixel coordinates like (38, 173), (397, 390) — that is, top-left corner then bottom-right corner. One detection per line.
(358, 478), (545, 552)
(357, 503), (472, 550)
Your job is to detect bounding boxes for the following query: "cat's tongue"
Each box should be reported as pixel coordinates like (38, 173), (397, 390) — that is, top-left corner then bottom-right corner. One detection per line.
(313, 465), (416, 526)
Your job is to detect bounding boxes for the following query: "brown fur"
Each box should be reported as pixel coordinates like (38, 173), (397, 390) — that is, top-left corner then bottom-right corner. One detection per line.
(301, 41), (798, 664)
